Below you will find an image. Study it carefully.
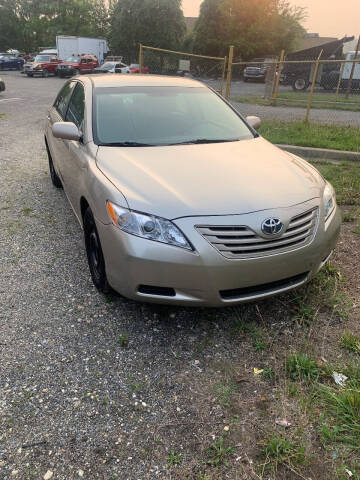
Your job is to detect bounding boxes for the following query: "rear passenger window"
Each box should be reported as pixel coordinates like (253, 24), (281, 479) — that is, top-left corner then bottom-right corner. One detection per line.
(54, 82), (76, 119)
(66, 83), (85, 131)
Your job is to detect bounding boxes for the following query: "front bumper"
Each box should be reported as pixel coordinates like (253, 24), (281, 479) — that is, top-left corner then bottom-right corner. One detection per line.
(96, 200), (341, 306)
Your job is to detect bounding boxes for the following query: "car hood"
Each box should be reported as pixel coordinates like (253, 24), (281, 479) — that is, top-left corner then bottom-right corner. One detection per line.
(96, 137), (323, 219)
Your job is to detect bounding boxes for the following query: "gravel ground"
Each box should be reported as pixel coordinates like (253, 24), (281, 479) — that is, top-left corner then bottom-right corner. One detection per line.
(0, 72), (260, 480)
(0, 72), (359, 480)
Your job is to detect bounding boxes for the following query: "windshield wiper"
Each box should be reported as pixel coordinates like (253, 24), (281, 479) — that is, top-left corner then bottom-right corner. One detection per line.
(98, 141), (153, 147)
(169, 138), (240, 145)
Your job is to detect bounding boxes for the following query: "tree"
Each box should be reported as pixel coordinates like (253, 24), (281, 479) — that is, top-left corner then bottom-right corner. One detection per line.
(110, 0), (186, 62)
(0, 0), (110, 53)
(193, 0), (306, 59)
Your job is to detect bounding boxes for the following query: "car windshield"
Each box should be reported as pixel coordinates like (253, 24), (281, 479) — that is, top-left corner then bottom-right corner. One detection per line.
(66, 56), (80, 63)
(93, 86), (254, 146)
(100, 62), (115, 69)
(35, 55), (50, 62)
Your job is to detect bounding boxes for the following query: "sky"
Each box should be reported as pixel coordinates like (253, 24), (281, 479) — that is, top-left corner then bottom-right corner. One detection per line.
(182, 0), (360, 39)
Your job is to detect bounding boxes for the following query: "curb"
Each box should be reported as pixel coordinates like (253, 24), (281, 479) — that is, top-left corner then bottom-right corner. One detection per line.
(276, 144), (360, 162)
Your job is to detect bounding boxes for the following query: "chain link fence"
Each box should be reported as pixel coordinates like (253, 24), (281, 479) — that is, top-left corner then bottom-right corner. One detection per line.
(228, 51), (360, 124)
(139, 44), (227, 96)
(136, 44), (360, 125)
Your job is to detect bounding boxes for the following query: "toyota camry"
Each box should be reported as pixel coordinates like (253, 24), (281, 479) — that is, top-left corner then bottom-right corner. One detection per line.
(44, 75), (341, 306)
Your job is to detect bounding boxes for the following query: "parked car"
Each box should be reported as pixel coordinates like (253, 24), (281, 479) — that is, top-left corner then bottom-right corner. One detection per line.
(93, 61), (128, 74)
(56, 54), (98, 77)
(44, 75), (340, 306)
(24, 54), (61, 77)
(0, 76), (5, 92)
(243, 58), (273, 83)
(115, 63), (149, 74)
(0, 55), (25, 70)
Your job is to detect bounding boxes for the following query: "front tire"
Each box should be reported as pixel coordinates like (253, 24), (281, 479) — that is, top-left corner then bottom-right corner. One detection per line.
(83, 208), (111, 294)
(42, 69), (49, 78)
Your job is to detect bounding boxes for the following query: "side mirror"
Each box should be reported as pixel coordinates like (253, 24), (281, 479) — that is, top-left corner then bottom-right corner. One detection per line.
(52, 122), (80, 141)
(246, 115), (261, 130)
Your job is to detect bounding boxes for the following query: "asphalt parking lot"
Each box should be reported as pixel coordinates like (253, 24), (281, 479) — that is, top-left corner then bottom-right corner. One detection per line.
(0, 71), (359, 480)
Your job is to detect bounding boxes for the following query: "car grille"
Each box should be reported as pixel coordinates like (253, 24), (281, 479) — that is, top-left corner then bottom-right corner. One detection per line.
(196, 207), (318, 259)
(220, 272), (309, 300)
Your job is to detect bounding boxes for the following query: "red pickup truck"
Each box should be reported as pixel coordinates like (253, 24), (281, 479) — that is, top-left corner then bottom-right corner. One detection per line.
(56, 54), (99, 77)
(24, 54), (62, 77)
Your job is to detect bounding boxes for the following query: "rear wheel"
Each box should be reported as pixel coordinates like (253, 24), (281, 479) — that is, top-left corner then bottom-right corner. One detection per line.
(83, 208), (111, 294)
(292, 77), (310, 91)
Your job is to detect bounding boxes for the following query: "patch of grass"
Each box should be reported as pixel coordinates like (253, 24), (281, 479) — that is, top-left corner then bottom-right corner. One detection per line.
(262, 367), (275, 382)
(22, 207), (32, 216)
(234, 92), (360, 112)
(214, 382), (239, 408)
(260, 433), (306, 472)
(311, 161), (360, 206)
(232, 319), (268, 351)
(317, 386), (360, 449)
(294, 264), (351, 322)
(205, 436), (235, 467)
(167, 450), (182, 467)
(286, 353), (322, 382)
(341, 331), (360, 355)
(352, 219), (360, 234)
(118, 333), (129, 348)
(257, 121), (360, 152)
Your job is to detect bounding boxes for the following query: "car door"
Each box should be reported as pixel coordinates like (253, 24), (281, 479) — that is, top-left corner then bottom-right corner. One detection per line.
(80, 57), (87, 73)
(62, 82), (87, 217)
(46, 81), (76, 185)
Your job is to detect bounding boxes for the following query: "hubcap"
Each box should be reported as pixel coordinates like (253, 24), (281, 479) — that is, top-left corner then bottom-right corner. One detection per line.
(295, 79), (305, 89)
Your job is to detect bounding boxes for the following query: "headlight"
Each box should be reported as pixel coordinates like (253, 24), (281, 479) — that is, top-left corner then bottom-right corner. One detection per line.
(106, 201), (193, 251)
(323, 182), (336, 220)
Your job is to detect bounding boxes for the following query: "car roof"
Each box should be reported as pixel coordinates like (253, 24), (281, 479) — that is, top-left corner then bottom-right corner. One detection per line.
(87, 74), (206, 88)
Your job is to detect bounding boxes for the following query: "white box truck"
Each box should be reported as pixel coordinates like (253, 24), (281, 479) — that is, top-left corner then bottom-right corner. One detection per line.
(56, 36), (108, 63)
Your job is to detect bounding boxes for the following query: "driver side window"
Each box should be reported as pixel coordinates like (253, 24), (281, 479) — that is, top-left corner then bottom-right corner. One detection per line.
(65, 82), (85, 131)
(54, 81), (76, 119)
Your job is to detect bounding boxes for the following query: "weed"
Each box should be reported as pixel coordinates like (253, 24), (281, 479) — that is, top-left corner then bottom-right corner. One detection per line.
(292, 296), (317, 326)
(206, 436), (235, 467)
(342, 212), (356, 222)
(317, 385), (360, 449)
(286, 353), (322, 382)
(262, 367), (275, 382)
(23, 207), (32, 216)
(232, 319), (268, 351)
(261, 433), (306, 471)
(167, 450), (182, 467)
(214, 382), (238, 408)
(341, 331), (360, 355)
(118, 333), (129, 348)
(352, 219), (360, 234)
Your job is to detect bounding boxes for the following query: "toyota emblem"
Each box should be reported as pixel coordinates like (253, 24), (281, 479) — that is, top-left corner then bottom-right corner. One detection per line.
(261, 218), (283, 235)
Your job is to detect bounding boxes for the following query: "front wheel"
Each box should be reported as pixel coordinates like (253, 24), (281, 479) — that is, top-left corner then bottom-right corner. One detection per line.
(84, 208), (111, 293)
(46, 140), (62, 188)
(74, 69), (80, 76)
(42, 69), (49, 78)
